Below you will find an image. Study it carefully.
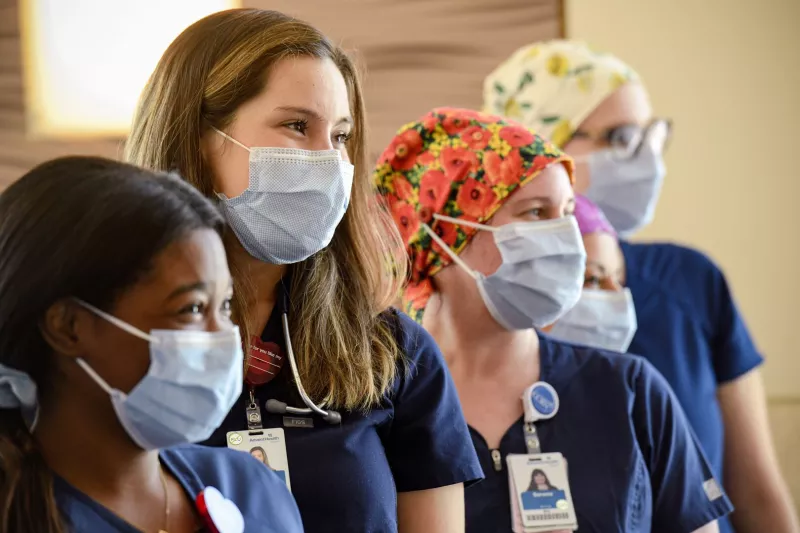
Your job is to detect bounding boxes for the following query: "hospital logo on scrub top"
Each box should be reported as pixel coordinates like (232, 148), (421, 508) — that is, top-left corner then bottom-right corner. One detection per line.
(530, 384), (557, 417)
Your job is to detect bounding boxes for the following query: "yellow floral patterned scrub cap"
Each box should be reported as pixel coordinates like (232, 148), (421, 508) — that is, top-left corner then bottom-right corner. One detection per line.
(483, 40), (639, 148)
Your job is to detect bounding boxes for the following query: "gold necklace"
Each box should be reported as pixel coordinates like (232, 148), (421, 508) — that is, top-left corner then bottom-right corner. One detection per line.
(158, 467), (171, 533)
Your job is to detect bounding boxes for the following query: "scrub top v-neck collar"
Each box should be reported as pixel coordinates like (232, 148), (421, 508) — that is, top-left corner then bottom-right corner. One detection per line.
(467, 332), (556, 456)
(54, 450), (205, 533)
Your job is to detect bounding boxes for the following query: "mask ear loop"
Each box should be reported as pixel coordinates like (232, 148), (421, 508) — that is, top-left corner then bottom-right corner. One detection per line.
(72, 300), (156, 396)
(420, 218), (489, 281)
(433, 213), (498, 233)
(74, 300), (154, 343)
(211, 127), (252, 152)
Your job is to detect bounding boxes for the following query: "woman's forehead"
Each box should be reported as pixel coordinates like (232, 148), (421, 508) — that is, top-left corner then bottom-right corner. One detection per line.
(580, 82), (652, 131)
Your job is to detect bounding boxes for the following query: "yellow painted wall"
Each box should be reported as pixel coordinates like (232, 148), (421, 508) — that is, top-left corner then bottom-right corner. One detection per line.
(566, 0), (800, 507)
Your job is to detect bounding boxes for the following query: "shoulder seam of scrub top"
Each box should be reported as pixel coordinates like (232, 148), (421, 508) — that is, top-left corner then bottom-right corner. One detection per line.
(621, 241), (716, 338)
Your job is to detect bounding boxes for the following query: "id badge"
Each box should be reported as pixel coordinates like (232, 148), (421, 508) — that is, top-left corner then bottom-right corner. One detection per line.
(507, 453), (577, 533)
(227, 429), (291, 491)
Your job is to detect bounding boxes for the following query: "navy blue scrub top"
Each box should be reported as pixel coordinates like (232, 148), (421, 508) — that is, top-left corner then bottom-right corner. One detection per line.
(466, 333), (733, 533)
(56, 444), (303, 532)
(204, 275), (484, 533)
(621, 241), (763, 533)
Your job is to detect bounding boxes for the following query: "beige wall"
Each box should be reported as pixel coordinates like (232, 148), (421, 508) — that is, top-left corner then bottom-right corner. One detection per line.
(566, 0), (800, 507)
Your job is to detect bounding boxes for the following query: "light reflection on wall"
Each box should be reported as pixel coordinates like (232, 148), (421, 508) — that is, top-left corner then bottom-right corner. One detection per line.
(20, 0), (239, 138)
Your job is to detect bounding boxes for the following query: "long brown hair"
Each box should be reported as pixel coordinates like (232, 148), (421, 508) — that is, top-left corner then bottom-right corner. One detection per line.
(125, 8), (407, 411)
(0, 157), (225, 532)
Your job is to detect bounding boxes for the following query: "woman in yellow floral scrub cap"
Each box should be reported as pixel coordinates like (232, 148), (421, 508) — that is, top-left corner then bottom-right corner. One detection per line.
(484, 40), (799, 533)
(374, 107), (732, 533)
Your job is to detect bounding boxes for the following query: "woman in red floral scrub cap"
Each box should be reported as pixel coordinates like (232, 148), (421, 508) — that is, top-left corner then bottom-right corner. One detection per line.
(373, 107), (732, 533)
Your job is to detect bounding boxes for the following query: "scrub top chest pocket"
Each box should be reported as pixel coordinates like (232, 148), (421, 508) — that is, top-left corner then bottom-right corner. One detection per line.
(204, 279), (483, 533)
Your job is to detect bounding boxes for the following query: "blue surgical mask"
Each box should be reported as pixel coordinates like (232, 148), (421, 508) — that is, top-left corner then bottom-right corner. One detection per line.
(212, 128), (354, 265)
(548, 288), (637, 352)
(76, 301), (243, 450)
(583, 142), (666, 237)
(424, 215), (587, 330)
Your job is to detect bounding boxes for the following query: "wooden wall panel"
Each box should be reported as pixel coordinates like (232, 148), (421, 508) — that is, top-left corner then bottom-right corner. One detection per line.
(0, 0), (562, 189)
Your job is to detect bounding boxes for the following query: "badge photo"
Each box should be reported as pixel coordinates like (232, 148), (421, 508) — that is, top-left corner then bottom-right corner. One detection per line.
(507, 453), (576, 533)
(226, 429), (291, 491)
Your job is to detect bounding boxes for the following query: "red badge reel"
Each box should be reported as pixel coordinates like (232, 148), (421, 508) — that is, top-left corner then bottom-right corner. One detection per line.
(246, 337), (284, 386)
(196, 487), (244, 533)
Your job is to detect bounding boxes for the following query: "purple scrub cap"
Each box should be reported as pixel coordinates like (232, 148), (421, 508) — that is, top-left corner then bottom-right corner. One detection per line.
(574, 194), (616, 237)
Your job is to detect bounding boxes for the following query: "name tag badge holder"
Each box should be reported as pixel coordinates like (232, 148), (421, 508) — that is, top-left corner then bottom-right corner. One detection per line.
(226, 389), (292, 491)
(507, 382), (577, 533)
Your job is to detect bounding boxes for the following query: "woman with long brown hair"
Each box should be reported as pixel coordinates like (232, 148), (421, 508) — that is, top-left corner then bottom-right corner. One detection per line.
(126, 8), (481, 533)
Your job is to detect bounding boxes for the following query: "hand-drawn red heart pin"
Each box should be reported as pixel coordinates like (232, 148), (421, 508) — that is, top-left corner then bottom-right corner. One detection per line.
(246, 337), (284, 386)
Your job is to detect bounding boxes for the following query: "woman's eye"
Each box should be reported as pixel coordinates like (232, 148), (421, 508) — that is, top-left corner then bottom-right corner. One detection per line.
(333, 132), (352, 145)
(527, 208), (543, 218)
(584, 276), (601, 288)
(179, 302), (206, 315)
(221, 298), (233, 316)
(285, 120), (308, 135)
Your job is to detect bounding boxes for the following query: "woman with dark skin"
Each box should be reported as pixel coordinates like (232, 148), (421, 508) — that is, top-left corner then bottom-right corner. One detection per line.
(0, 157), (301, 533)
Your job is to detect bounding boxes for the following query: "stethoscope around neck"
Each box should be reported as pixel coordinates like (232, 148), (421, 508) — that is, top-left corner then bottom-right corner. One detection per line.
(263, 291), (342, 425)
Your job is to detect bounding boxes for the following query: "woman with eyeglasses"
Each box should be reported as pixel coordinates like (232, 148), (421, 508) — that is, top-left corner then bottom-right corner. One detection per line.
(484, 40), (799, 533)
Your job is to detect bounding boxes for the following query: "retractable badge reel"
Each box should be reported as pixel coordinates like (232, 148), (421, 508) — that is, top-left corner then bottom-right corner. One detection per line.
(507, 382), (576, 533)
(521, 382), (559, 454)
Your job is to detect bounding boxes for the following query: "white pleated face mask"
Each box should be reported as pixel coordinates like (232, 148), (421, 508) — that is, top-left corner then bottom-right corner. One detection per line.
(213, 128), (355, 264)
(75, 300), (243, 451)
(424, 214), (587, 330)
(548, 288), (638, 352)
(579, 130), (667, 237)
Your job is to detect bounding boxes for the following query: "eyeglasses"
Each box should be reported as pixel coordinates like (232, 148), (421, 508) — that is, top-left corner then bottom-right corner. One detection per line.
(571, 118), (673, 159)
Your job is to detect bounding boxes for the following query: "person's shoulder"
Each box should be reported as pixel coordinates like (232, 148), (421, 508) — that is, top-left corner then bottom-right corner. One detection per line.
(380, 308), (454, 401)
(622, 240), (721, 279)
(381, 307), (442, 366)
(165, 445), (303, 532)
(540, 333), (645, 382)
(163, 444), (286, 488)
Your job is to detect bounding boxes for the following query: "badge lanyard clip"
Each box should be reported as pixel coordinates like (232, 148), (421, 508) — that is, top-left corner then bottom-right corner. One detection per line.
(521, 382), (559, 455)
(246, 388), (263, 430)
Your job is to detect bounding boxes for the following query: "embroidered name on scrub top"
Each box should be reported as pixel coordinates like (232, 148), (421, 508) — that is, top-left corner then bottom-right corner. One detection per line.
(507, 382), (577, 533)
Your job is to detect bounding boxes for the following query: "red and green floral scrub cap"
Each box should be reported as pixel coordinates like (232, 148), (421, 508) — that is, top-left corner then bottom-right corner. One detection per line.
(373, 107), (574, 322)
